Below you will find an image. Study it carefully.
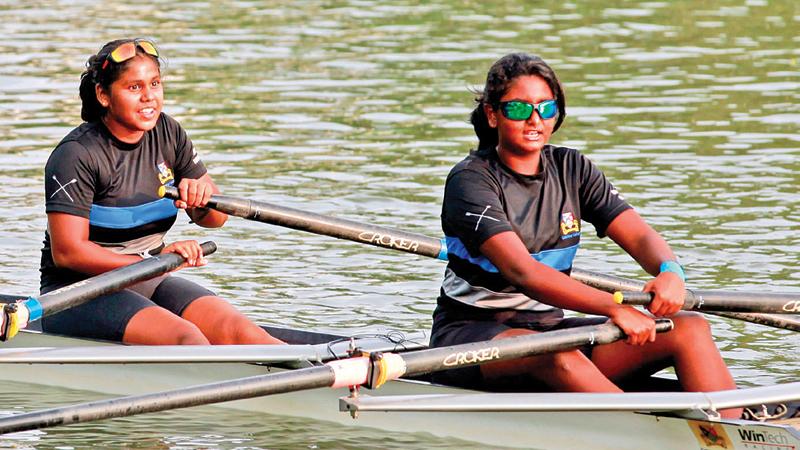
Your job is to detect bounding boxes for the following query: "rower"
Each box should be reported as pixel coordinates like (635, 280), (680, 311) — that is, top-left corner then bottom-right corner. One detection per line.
(38, 38), (282, 346)
(428, 52), (742, 418)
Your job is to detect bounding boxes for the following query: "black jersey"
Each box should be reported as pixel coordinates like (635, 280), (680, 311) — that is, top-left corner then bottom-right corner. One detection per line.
(439, 145), (630, 314)
(40, 114), (207, 288)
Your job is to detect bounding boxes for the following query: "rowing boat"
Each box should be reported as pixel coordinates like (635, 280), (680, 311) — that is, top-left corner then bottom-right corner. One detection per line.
(0, 197), (798, 448)
(0, 188), (788, 447)
(0, 321), (797, 450)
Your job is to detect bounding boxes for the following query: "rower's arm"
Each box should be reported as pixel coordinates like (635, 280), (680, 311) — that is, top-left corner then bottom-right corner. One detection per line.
(479, 231), (656, 345)
(479, 231), (621, 317)
(605, 209), (676, 276)
(605, 209), (685, 317)
(48, 212), (144, 275)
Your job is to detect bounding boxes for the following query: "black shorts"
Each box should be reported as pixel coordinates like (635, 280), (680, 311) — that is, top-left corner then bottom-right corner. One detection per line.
(430, 301), (608, 391)
(41, 276), (214, 342)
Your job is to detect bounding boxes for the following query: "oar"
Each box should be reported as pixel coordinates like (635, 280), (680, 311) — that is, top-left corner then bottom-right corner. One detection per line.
(572, 269), (800, 332)
(0, 319), (672, 434)
(0, 241), (217, 340)
(159, 185), (448, 260)
(615, 290), (800, 315)
(160, 187), (800, 332)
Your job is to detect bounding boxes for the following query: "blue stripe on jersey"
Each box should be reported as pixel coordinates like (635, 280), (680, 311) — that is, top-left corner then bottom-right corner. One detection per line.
(533, 244), (580, 270)
(89, 198), (178, 229)
(445, 236), (579, 273)
(446, 236), (500, 272)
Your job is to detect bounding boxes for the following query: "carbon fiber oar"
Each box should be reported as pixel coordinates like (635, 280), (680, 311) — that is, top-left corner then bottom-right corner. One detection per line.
(160, 185), (447, 260)
(572, 269), (800, 331)
(0, 319), (672, 434)
(0, 241), (217, 340)
(160, 187), (800, 332)
(615, 290), (800, 314)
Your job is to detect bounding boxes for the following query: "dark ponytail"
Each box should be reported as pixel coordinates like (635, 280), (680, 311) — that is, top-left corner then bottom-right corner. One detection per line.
(79, 38), (162, 123)
(470, 53), (567, 150)
(469, 104), (498, 150)
(79, 51), (106, 123)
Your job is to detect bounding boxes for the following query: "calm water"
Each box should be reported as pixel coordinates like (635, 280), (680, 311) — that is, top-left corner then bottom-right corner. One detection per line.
(0, 0), (798, 448)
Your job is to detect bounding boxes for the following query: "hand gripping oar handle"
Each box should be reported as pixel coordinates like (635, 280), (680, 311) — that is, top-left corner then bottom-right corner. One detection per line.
(0, 319), (672, 434)
(159, 185), (448, 260)
(1, 241), (217, 340)
(614, 290), (800, 315)
(573, 269), (800, 331)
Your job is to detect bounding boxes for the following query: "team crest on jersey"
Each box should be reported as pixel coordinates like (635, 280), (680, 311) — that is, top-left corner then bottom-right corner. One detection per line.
(560, 212), (580, 239)
(157, 161), (174, 185)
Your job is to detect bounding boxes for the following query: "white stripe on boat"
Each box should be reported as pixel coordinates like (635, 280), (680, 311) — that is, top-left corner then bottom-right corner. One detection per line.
(0, 328), (797, 450)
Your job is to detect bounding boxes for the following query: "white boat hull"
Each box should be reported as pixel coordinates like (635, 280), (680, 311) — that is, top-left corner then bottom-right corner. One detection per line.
(0, 330), (797, 450)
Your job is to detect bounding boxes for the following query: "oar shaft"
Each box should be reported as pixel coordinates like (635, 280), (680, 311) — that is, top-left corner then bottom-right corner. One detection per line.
(0, 366), (334, 435)
(162, 187), (799, 331)
(0, 320), (672, 434)
(570, 269), (644, 292)
(572, 268), (800, 331)
(617, 290), (800, 314)
(401, 319), (673, 376)
(160, 186), (447, 260)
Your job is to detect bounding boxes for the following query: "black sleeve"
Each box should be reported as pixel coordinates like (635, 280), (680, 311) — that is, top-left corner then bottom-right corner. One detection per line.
(441, 168), (514, 256)
(44, 141), (97, 218)
(576, 152), (631, 237)
(168, 116), (207, 181)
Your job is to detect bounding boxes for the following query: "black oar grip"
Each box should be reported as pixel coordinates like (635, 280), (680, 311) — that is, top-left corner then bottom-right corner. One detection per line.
(199, 241), (217, 256)
(159, 185), (180, 201)
(614, 289), (702, 310)
(613, 291), (653, 306)
(614, 291), (697, 312)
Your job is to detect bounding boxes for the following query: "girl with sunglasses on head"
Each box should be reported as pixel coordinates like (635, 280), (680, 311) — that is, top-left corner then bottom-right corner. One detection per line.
(40, 38), (283, 345)
(431, 52), (741, 417)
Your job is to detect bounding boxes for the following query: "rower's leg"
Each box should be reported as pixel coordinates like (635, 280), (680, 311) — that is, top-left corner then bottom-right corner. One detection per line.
(41, 287), (208, 345)
(591, 312), (741, 418)
(481, 328), (622, 392)
(181, 296), (285, 345)
(148, 276), (285, 345)
(123, 306), (210, 345)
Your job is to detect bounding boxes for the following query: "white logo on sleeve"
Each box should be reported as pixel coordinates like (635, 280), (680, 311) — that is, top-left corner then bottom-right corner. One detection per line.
(192, 146), (201, 164)
(50, 175), (76, 202)
(465, 205), (500, 231)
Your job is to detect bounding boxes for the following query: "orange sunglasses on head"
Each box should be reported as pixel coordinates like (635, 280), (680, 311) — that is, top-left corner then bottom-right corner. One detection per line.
(101, 39), (159, 70)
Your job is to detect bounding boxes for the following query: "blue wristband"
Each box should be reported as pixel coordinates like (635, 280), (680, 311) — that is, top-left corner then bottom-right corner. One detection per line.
(659, 261), (686, 282)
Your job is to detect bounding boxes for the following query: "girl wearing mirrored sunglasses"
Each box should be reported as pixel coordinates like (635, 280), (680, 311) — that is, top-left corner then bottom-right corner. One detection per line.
(39, 38), (283, 345)
(430, 52), (740, 418)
